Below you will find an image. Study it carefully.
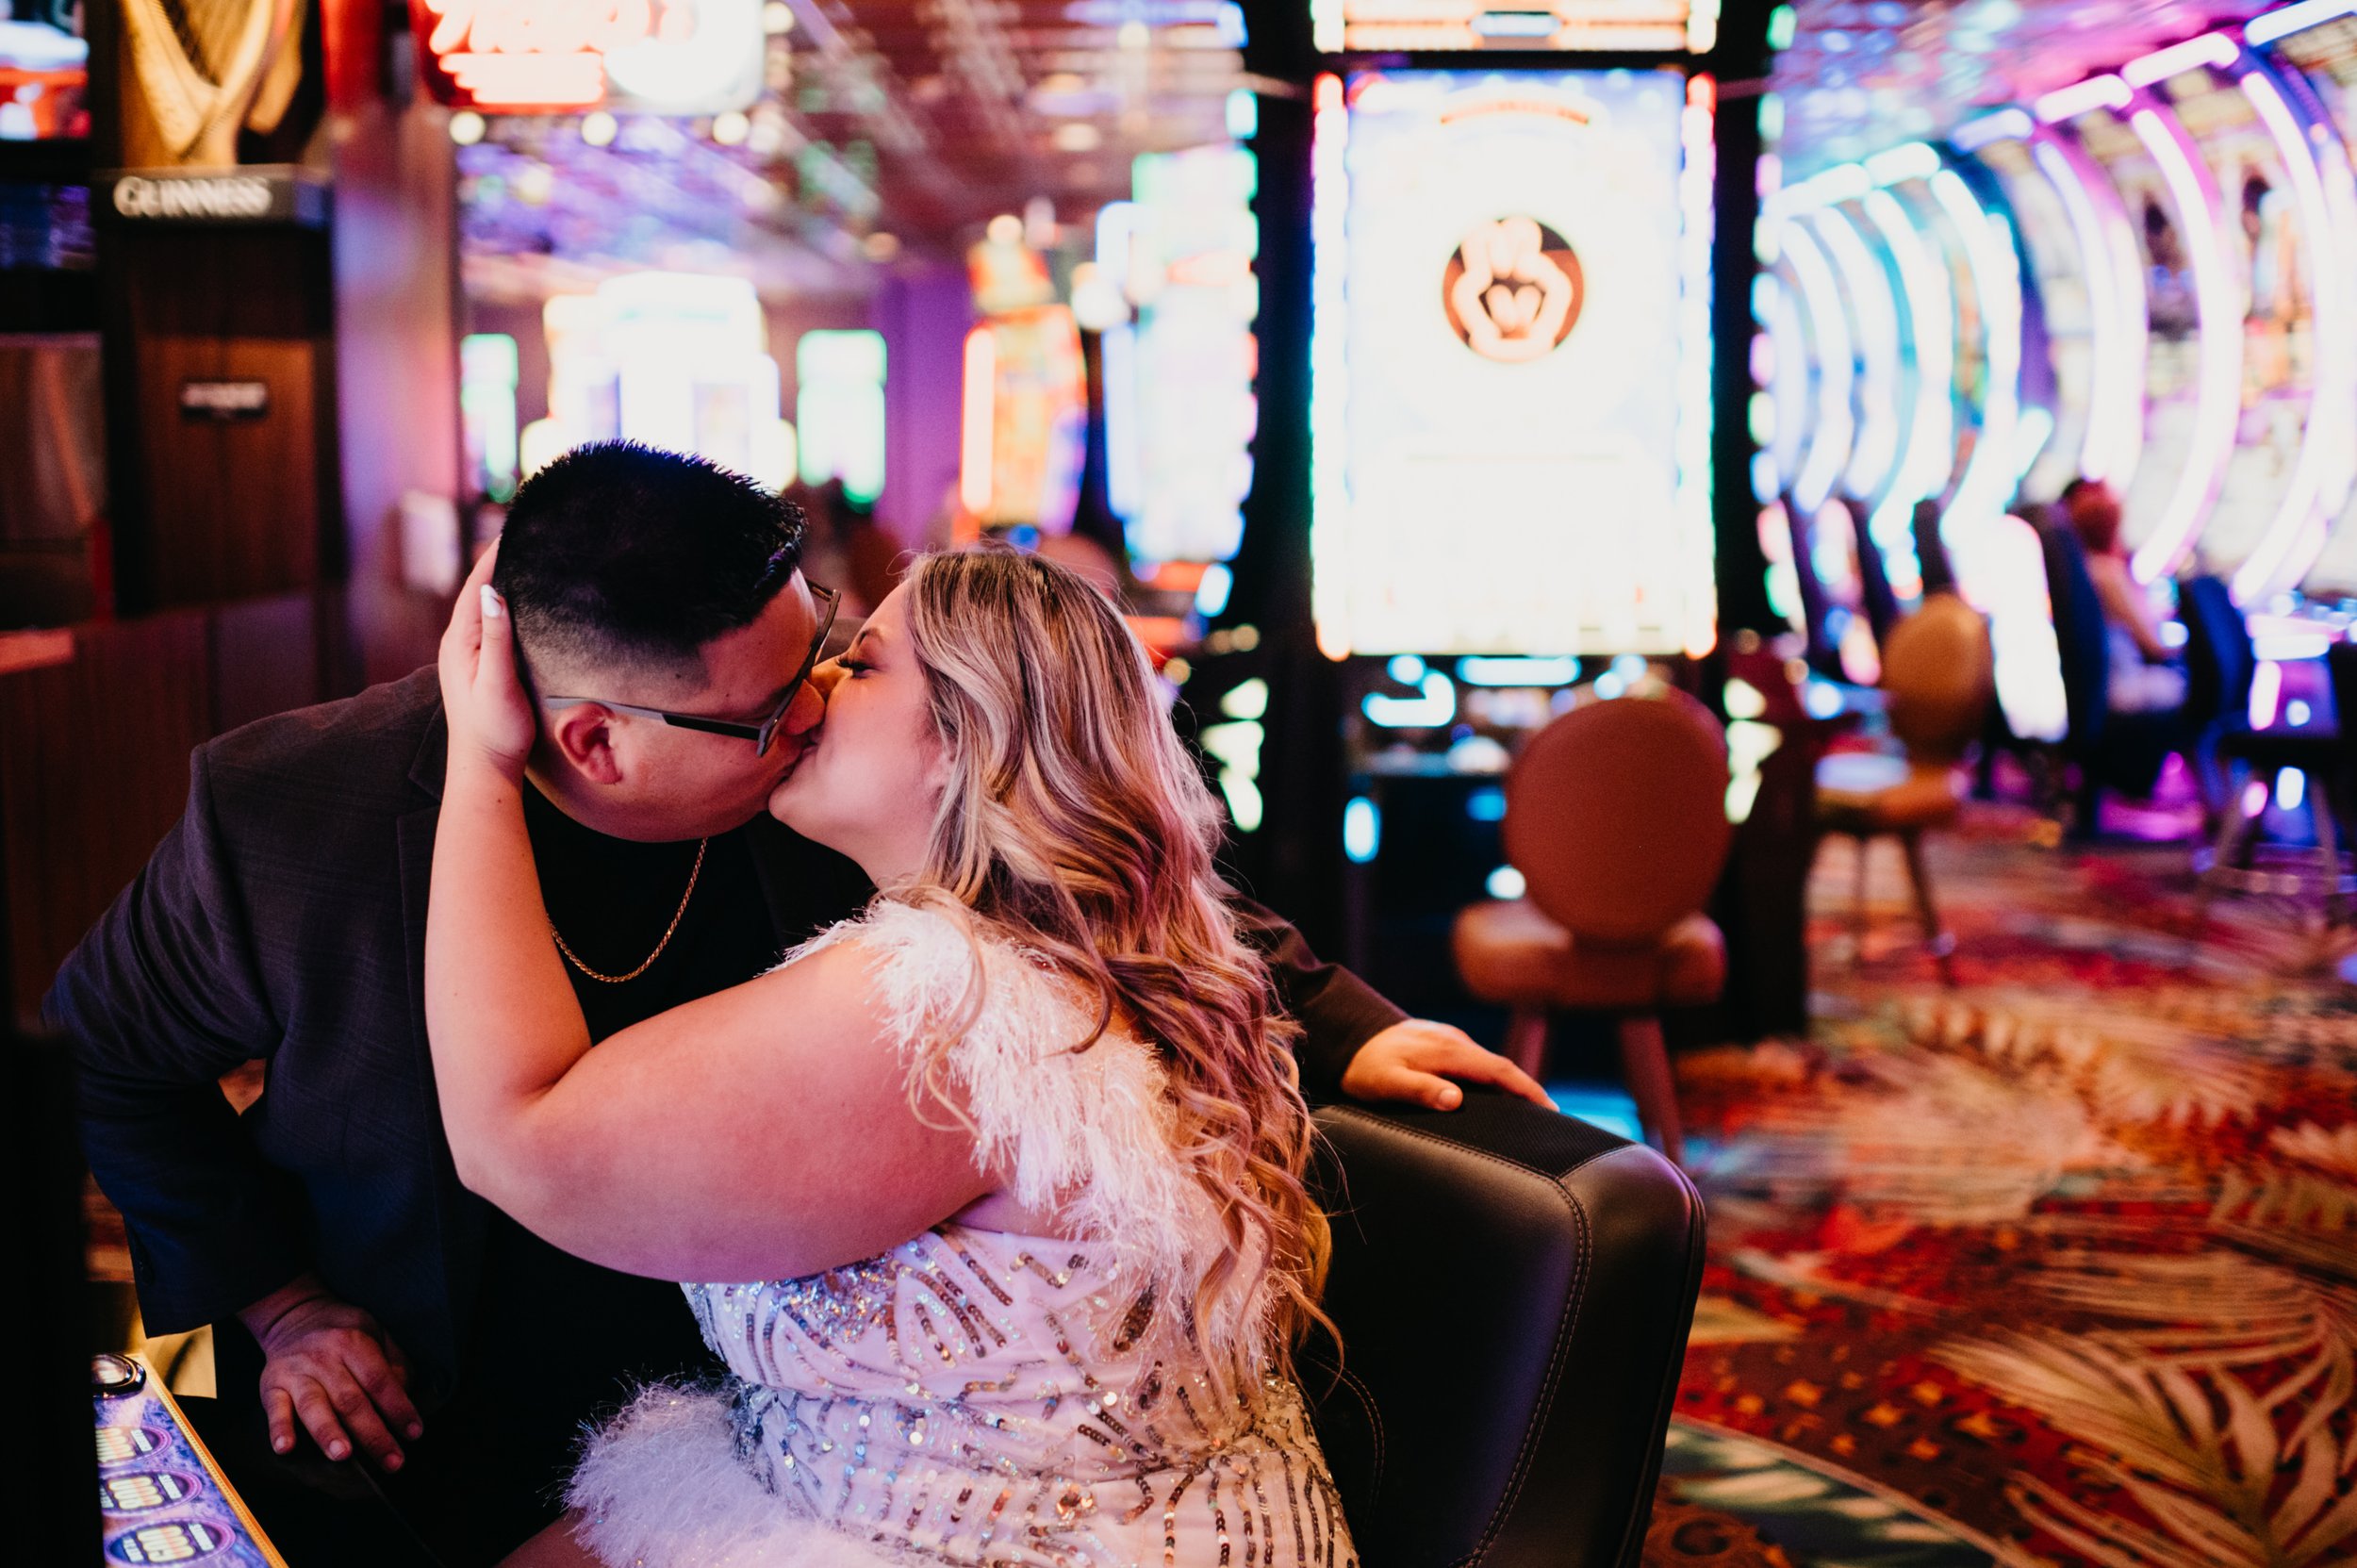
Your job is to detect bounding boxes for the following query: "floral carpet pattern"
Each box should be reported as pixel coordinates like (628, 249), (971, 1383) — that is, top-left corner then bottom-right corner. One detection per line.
(1647, 807), (2357, 1568)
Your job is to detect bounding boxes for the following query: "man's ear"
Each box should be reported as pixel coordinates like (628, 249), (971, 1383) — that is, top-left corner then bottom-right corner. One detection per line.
(544, 703), (624, 785)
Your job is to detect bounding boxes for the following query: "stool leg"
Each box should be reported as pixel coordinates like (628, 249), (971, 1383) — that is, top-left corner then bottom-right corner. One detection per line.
(2193, 773), (2265, 935)
(2312, 769), (2344, 928)
(1617, 1014), (1685, 1167)
(1504, 1007), (1549, 1082)
(1852, 834), (1871, 966)
(1900, 830), (1957, 986)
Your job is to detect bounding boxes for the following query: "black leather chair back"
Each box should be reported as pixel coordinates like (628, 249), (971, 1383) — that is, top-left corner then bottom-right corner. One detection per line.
(2177, 575), (2252, 733)
(2036, 513), (2111, 753)
(1782, 493), (1839, 678)
(1913, 499), (1958, 598)
(1305, 1095), (1706, 1568)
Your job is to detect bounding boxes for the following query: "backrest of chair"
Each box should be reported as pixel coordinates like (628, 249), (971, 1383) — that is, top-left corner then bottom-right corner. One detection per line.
(1504, 686), (1731, 945)
(1914, 499), (1958, 597)
(1849, 503), (1902, 650)
(1881, 594), (1994, 765)
(1782, 494), (1839, 676)
(2330, 638), (2357, 744)
(2035, 511), (2110, 751)
(1307, 1096), (1706, 1568)
(2177, 575), (2252, 728)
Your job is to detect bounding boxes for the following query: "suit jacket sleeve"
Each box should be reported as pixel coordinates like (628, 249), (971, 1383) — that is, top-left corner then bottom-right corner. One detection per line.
(44, 744), (307, 1335)
(1230, 896), (1407, 1103)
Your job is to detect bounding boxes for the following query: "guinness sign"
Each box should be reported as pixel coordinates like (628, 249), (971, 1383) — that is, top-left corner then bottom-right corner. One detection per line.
(101, 166), (329, 228)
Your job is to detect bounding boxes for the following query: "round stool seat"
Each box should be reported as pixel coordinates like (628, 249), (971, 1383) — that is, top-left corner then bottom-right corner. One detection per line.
(1454, 899), (1726, 1014)
(1815, 752), (1963, 834)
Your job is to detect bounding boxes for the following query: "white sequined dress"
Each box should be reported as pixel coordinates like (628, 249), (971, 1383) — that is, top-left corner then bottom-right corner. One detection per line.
(565, 900), (1358, 1568)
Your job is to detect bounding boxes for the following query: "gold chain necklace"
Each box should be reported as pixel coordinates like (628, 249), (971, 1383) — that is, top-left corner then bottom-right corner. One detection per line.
(550, 837), (708, 984)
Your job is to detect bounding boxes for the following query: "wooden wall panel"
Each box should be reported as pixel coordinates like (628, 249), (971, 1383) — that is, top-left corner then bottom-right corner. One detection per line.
(0, 613), (212, 1028)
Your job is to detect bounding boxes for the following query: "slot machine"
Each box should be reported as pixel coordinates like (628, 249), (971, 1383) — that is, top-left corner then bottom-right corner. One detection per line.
(1293, 2), (1745, 1017)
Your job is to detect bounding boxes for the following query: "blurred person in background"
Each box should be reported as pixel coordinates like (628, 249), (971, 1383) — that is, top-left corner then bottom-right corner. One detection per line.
(2063, 477), (2186, 715)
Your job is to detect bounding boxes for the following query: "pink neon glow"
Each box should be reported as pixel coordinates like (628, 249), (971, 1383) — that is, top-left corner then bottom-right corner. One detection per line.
(2125, 105), (2243, 583)
(2121, 32), (2238, 87)
(2035, 74), (2131, 124)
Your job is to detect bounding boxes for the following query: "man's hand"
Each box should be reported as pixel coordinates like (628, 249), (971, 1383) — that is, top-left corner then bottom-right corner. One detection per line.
(1340, 1019), (1554, 1112)
(239, 1276), (423, 1471)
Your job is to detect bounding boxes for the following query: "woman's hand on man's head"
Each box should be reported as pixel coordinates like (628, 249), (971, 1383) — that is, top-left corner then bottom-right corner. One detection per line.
(438, 543), (537, 784)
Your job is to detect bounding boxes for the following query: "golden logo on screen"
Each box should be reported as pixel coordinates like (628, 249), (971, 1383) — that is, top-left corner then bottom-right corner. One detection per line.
(1442, 218), (1582, 363)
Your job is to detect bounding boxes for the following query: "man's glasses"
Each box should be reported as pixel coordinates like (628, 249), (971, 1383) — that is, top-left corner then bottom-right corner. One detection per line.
(539, 585), (843, 758)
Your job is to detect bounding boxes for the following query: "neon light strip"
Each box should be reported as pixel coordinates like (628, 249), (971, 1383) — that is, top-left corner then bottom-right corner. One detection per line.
(1679, 74), (1718, 657)
(1780, 220), (1854, 515)
(2247, 0), (2357, 47)
(2233, 58), (2354, 600)
(1101, 322), (1143, 521)
(1928, 167), (2028, 551)
(2125, 101), (2242, 582)
(959, 325), (997, 516)
(2031, 132), (2147, 487)
(1861, 187), (1952, 569)
(1865, 141), (1941, 185)
(1309, 73), (1351, 659)
(1806, 206), (1902, 503)
(2036, 74), (2131, 123)
(1953, 107), (2033, 152)
(2121, 32), (2239, 87)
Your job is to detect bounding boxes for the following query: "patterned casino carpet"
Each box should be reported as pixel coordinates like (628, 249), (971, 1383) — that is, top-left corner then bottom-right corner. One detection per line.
(1645, 805), (2357, 1568)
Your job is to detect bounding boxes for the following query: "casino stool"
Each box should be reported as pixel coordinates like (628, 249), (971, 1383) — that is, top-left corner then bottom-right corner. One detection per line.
(1451, 686), (1731, 1167)
(1306, 1091), (1706, 1568)
(2193, 638), (2357, 933)
(1813, 593), (1993, 986)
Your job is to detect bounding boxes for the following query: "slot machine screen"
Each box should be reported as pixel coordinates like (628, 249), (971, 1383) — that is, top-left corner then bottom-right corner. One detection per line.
(1311, 67), (1715, 657)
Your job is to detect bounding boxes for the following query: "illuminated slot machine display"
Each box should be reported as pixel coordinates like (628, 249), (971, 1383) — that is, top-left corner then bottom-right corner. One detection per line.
(1304, 1), (1722, 1007)
(959, 223), (1087, 540)
(91, 1353), (287, 1566)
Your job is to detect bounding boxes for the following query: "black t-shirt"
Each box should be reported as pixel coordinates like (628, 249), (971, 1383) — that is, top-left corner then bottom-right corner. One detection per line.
(402, 787), (783, 1560)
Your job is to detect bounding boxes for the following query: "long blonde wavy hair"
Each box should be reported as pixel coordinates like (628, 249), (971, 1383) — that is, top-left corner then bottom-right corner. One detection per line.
(891, 548), (1331, 1402)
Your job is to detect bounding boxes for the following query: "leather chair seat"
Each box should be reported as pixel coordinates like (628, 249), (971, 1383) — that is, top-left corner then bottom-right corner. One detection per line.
(1454, 900), (1726, 1013)
(1814, 751), (1962, 834)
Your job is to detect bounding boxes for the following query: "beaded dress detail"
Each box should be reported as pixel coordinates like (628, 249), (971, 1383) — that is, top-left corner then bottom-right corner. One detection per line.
(566, 900), (1357, 1568)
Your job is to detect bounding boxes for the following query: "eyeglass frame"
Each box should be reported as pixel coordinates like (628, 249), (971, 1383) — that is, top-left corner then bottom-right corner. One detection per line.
(537, 585), (844, 758)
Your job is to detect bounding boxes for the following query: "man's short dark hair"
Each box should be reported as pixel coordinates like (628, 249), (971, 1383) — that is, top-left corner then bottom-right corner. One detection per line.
(492, 441), (806, 683)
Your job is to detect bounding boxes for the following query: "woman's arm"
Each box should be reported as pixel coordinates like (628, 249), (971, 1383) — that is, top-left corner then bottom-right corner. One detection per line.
(425, 554), (988, 1280)
(2089, 556), (2175, 662)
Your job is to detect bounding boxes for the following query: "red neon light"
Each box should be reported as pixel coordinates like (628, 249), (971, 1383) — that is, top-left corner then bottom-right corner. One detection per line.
(418, 0), (657, 108)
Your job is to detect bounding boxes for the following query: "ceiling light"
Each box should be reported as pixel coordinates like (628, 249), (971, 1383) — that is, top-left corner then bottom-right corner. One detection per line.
(763, 1), (794, 32)
(863, 231), (901, 261)
(711, 110), (750, 145)
(1053, 123), (1102, 152)
(1117, 20), (1150, 49)
(986, 213), (1024, 245)
(1038, 73), (1088, 95)
(449, 110), (486, 146)
(581, 111), (618, 148)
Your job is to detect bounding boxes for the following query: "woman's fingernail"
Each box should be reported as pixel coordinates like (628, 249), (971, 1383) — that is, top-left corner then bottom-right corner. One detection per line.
(328, 1442), (349, 1460)
(274, 1437), (293, 1454)
(408, 1423), (425, 1439)
(384, 1453), (404, 1471)
(481, 585), (503, 619)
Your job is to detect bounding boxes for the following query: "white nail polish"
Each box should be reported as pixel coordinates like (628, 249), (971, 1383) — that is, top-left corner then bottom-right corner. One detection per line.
(481, 585), (503, 619)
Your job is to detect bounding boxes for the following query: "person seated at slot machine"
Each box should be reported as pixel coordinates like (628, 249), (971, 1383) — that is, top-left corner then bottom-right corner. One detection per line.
(46, 441), (1545, 1568)
(2062, 477), (2186, 715)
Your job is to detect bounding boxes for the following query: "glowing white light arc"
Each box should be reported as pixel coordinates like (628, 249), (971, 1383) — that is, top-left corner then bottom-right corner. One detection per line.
(1861, 188), (1953, 557)
(2125, 102), (2242, 583)
(2031, 132), (2147, 488)
(1806, 207), (1902, 504)
(2232, 59), (2357, 600)
(1928, 168), (2029, 545)
(1780, 220), (1854, 515)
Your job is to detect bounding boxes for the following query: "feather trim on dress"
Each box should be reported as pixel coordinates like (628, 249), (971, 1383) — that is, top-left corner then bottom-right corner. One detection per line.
(783, 899), (1255, 1358)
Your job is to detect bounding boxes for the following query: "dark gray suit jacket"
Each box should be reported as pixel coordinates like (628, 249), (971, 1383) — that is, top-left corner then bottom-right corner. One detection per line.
(48, 668), (1403, 1406)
